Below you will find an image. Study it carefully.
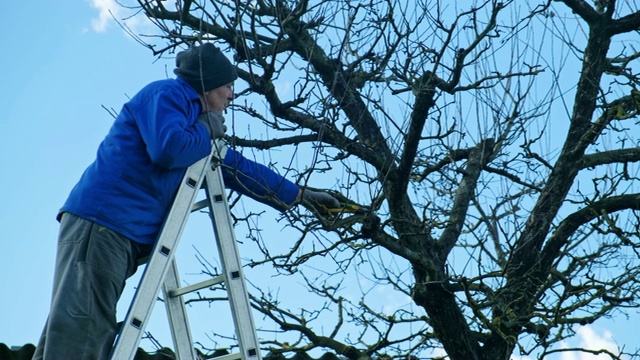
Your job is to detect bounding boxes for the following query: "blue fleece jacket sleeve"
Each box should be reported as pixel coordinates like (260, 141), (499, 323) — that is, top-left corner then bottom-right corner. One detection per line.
(221, 148), (300, 212)
(134, 87), (212, 169)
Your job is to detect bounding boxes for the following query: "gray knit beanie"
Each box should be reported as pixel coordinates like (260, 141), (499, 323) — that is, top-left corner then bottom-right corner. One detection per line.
(174, 43), (238, 94)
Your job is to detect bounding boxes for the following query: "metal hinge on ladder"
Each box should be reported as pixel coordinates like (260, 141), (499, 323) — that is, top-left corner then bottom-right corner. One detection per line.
(110, 140), (262, 360)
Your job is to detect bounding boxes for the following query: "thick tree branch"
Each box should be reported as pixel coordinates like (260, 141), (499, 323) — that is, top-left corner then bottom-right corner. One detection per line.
(582, 148), (640, 168)
(541, 193), (640, 268)
(558, 0), (601, 25)
(609, 10), (640, 34)
(439, 139), (495, 255)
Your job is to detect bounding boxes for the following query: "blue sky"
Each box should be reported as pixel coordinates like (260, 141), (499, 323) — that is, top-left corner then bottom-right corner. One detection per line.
(0, 0), (174, 348)
(0, 1), (637, 358)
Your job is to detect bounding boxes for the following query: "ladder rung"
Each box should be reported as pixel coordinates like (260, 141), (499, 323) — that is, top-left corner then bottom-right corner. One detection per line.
(192, 199), (209, 212)
(211, 352), (243, 360)
(168, 275), (225, 297)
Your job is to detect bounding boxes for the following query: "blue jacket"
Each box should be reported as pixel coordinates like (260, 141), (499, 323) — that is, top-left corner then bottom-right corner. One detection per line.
(61, 78), (300, 245)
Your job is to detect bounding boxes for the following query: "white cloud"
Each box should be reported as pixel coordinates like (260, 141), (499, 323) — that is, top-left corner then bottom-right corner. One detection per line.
(87, 0), (148, 35)
(89, 0), (120, 33)
(557, 326), (624, 360)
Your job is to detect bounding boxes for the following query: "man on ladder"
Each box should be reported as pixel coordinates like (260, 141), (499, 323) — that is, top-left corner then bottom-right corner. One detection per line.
(33, 43), (341, 360)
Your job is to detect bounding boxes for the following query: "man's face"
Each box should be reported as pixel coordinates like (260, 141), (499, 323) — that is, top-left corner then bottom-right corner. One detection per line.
(202, 82), (234, 114)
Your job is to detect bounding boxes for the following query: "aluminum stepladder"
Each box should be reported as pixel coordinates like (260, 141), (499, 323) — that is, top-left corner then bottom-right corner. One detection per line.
(111, 140), (262, 360)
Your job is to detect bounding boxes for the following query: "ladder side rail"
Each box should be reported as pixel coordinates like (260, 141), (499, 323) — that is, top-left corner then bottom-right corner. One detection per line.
(205, 157), (262, 360)
(162, 258), (198, 360)
(110, 153), (213, 360)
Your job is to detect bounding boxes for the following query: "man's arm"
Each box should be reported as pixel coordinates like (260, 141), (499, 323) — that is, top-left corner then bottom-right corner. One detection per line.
(135, 87), (211, 169)
(220, 148), (339, 212)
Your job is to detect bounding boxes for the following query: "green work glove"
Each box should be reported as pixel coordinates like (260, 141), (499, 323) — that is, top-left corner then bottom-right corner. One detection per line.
(198, 111), (227, 139)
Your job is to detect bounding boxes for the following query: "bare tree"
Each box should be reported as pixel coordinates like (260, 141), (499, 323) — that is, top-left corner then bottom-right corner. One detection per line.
(117, 0), (640, 359)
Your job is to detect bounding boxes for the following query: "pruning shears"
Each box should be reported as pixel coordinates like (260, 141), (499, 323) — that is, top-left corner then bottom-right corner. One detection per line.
(302, 187), (373, 217)
(322, 202), (370, 215)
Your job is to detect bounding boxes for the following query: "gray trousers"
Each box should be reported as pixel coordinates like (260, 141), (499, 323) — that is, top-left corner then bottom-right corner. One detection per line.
(33, 213), (152, 360)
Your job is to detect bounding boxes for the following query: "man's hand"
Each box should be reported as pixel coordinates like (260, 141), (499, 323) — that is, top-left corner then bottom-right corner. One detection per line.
(198, 112), (226, 139)
(300, 189), (340, 213)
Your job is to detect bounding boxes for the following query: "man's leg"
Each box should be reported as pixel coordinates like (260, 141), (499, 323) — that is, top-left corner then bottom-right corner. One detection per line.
(33, 213), (141, 360)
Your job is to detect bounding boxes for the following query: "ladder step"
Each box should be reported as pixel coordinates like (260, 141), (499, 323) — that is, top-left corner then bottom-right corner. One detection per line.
(192, 199), (209, 212)
(168, 275), (225, 297)
(211, 353), (243, 360)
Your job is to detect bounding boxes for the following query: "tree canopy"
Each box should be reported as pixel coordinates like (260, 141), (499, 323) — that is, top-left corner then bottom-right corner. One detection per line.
(117, 1), (640, 359)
